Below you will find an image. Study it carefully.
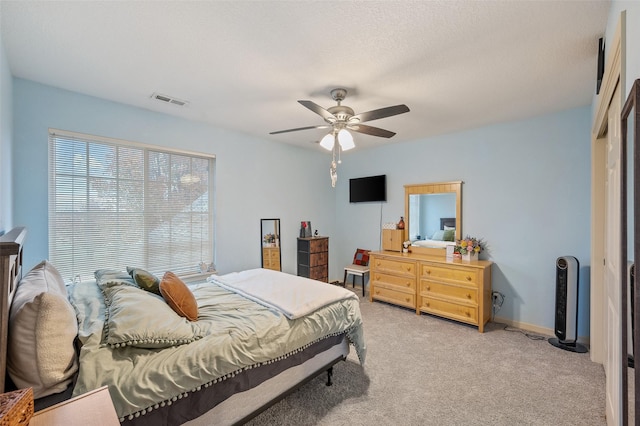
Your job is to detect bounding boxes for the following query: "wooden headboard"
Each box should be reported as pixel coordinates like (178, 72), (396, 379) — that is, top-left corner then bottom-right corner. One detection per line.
(0, 227), (27, 393)
(440, 217), (456, 230)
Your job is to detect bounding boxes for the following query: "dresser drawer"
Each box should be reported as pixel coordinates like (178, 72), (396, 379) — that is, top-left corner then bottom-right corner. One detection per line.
(420, 263), (478, 286)
(419, 296), (478, 324)
(372, 257), (415, 278)
(372, 271), (416, 291)
(372, 286), (416, 309)
(308, 238), (328, 253)
(420, 280), (477, 304)
(309, 251), (328, 266)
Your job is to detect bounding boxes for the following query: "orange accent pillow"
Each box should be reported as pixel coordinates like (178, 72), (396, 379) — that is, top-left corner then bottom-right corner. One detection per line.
(159, 272), (198, 321)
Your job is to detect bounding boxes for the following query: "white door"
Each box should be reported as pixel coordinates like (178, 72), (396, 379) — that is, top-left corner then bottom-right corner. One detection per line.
(605, 83), (622, 425)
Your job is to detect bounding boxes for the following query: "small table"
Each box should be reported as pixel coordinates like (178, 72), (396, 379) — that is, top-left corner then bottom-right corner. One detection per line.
(30, 386), (119, 426)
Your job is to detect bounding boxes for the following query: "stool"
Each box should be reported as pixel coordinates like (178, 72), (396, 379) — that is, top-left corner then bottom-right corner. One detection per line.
(343, 264), (370, 296)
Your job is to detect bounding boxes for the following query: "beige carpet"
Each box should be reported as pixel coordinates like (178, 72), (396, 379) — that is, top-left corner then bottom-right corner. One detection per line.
(246, 291), (606, 426)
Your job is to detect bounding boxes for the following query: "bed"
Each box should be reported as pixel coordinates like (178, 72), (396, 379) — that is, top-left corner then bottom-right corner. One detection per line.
(0, 227), (366, 425)
(411, 217), (457, 248)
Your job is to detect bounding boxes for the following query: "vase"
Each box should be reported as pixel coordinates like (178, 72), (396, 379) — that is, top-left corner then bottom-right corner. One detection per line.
(397, 216), (405, 230)
(462, 251), (477, 262)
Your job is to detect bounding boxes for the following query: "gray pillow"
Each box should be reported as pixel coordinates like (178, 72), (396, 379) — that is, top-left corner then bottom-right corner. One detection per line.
(102, 284), (202, 349)
(8, 260), (79, 398)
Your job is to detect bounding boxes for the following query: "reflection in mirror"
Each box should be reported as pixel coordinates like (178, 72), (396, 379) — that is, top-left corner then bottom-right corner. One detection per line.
(405, 181), (462, 256)
(408, 193), (457, 241)
(261, 218), (281, 271)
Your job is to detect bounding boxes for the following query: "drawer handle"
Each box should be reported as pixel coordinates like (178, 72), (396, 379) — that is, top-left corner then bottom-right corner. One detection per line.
(406, 266), (412, 272)
(426, 285), (430, 291)
(466, 276), (472, 281)
(406, 297), (410, 302)
(466, 293), (471, 299)
(406, 282), (411, 287)
(425, 302), (429, 307)
(426, 269), (431, 275)
(465, 311), (471, 317)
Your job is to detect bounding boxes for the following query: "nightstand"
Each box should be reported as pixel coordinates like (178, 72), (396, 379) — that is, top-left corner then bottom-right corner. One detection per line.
(30, 386), (119, 426)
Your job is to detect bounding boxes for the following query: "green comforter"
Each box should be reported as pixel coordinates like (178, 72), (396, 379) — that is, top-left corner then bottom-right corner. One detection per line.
(69, 274), (366, 420)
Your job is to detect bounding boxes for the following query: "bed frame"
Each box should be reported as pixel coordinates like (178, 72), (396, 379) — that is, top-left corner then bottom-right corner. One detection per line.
(440, 217), (456, 230)
(0, 227), (26, 394)
(0, 226), (349, 425)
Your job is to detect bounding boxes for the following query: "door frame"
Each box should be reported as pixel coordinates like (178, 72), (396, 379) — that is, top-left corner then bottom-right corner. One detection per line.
(591, 10), (625, 425)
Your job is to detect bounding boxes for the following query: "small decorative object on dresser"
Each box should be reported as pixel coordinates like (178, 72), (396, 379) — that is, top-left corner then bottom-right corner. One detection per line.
(300, 221), (312, 238)
(382, 228), (404, 252)
(397, 216), (405, 229)
(454, 235), (484, 262)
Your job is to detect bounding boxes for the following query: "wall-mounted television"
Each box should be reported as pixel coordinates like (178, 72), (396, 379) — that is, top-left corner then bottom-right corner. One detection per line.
(349, 174), (387, 203)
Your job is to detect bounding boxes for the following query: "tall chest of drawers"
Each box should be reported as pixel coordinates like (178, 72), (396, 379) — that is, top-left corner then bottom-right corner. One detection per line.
(297, 237), (329, 282)
(370, 251), (493, 332)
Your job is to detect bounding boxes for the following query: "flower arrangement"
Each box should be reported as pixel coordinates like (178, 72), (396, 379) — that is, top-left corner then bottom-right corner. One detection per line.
(454, 235), (484, 255)
(263, 233), (275, 244)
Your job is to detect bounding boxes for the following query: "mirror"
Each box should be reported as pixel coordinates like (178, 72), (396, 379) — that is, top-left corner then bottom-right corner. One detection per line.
(622, 79), (639, 422)
(405, 181), (462, 255)
(261, 218), (281, 271)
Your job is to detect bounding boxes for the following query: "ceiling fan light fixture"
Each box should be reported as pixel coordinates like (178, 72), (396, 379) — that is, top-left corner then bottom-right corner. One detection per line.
(319, 133), (335, 150)
(337, 129), (354, 151)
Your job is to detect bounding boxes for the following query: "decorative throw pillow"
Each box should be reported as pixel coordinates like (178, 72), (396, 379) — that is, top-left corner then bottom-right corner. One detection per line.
(443, 229), (456, 242)
(102, 284), (202, 348)
(159, 271), (198, 321)
(126, 266), (161, 295)
(8, 260), (79, 399)
(352, 249), (370, 266)
(94, 269), (137, 288)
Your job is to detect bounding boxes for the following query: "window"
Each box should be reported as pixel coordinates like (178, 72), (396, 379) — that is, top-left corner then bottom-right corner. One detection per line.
(48, 129), (215, 282)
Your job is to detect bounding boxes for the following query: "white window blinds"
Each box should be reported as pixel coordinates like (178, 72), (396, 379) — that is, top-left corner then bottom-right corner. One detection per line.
(48, 130), (215, 282)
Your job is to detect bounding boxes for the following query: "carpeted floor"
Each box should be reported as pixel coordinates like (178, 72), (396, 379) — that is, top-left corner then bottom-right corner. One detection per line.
(246, 290), (606, 426)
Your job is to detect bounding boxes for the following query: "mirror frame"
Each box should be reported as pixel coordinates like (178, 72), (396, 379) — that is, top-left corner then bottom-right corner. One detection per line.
(621, 78), (639, 421)
(260, 218), (281, 271)
(405, 181), (462, 256)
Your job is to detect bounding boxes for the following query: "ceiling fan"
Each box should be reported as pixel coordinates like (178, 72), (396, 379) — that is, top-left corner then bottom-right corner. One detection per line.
(270, 88), (409, 187)
(269, 88), (410, 151)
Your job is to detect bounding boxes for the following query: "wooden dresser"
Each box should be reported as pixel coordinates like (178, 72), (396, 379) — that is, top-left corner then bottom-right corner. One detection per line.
(297, 237), (329, 282)
(262, 247), (281, 271)
(369, 251), (493, 332)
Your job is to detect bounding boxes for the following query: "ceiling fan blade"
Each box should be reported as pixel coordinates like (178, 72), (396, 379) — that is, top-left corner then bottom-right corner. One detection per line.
(350, 104), (410, 123)
(348, 123), (396, 138)
(298, 100), (337, 123)
(269, 124), (330, 135)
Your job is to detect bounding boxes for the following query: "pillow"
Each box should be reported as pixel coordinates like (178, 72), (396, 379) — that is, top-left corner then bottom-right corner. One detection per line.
(443, 225), (456, 231)
(126, 266), (161, 295)
(443, 229), (456, 242)
(95, 269), (137, 289)
(431, 230), (445, 241)
(102, 284), (202, 348)
(8, 260), (79, 399)
(160, 272), (198, 321)
(352, 249), (370, 266)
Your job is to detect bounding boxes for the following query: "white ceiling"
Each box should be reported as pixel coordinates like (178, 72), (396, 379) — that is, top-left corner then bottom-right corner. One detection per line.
(0, 0), (610, 151)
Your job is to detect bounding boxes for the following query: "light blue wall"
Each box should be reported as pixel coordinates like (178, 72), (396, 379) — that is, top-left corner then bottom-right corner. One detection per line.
(0, 28), (12, 233)
(334, 107), (592, 334)
(12, 79), (338, 277)
(9, 84), (593, 335)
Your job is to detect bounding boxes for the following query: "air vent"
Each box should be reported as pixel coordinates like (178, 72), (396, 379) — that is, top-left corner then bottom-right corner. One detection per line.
(151, 92), (189, 107)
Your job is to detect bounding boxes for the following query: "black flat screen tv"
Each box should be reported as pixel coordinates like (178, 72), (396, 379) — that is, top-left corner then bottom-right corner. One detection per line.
(349, 174), (387, 203)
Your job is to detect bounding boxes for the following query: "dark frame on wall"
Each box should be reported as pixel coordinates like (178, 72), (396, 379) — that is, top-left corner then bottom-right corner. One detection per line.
(621, 78), (640, 424)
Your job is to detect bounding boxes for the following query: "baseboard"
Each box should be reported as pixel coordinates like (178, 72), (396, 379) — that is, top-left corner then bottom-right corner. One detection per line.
(493, 316), (590, 347)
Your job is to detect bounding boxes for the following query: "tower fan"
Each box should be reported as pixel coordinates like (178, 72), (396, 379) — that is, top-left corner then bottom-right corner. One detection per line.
(549, 256), (588, 353)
